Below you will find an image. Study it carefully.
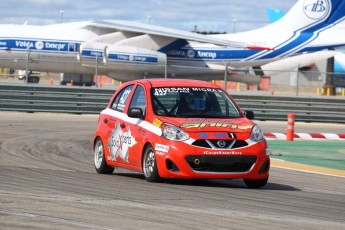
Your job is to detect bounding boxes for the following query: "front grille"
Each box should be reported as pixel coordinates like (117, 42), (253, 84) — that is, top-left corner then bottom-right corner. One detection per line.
(185, 155), (256, 173)
(231, 140), (248, 149)
(192, 140), (211, 148)
(191, 139), (248, 149)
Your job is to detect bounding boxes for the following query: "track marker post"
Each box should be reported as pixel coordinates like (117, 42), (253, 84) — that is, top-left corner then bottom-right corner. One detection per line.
(286, 113), (296, 141)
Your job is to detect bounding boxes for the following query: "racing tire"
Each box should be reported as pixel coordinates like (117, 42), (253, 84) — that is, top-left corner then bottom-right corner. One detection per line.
(142, 144), (162, 182)
(244, 177), (268, 188)
(94, 137), (114, 174)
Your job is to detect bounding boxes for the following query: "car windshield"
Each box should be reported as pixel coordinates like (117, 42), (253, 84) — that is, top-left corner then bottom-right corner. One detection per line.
(151, 87), (242, 118)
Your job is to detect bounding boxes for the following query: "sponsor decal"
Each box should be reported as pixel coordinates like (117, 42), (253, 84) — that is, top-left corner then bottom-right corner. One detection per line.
(155, 151), (165, 156)
(199, 132), (209, 138)
(154, 87), (190, 96)
(204, 151), (242, 155)
(214, 132), (227, 138)
(153, 87), (221, 96)
(155, 143), (169, 153)
(108, 122), (137, 162)
(199, 132), (227, 139)
(182, 118), (253, 130)
(153, 118), (163, 128)
(191, 88), (222, 92)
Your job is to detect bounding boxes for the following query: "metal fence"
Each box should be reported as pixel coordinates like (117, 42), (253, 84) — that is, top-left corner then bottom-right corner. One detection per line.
(1, 54), (345, 91)
(1, 84), (345, 123)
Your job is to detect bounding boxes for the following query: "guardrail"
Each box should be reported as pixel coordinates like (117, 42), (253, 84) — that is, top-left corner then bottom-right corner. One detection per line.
(0, 84), (113, 114)
(234, 95), (345, 123)
(1, 84), (345, 123)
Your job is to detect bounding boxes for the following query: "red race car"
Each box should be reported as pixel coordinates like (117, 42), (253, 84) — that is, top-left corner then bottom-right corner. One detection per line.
(93, 79), (270, 188)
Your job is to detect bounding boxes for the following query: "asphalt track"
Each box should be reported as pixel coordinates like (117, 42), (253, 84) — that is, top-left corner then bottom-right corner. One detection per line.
(1, 112), (345, 230)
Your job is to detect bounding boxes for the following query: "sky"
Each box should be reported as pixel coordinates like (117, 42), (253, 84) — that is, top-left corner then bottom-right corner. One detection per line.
(1, 0), (297, 33)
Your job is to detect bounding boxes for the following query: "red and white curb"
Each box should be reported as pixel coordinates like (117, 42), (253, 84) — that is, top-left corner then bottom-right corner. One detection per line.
(264, 133), (345, 140)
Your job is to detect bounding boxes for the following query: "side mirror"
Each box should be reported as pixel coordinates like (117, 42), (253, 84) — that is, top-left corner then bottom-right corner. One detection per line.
(128, 107), (144, 119)
(244, 110), (254, 120)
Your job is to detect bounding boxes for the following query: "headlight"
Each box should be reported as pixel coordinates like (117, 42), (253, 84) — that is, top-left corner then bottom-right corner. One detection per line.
(161, 123), (189, 141)
(250, 125), (264, 142)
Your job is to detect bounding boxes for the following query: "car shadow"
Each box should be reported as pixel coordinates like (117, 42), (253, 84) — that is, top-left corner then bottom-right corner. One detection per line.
(165, 178), (300, 191)
(111, 172), (299, 191)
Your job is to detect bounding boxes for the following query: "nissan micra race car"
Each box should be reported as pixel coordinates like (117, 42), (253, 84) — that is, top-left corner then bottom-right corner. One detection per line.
(93, 79), (270, 188)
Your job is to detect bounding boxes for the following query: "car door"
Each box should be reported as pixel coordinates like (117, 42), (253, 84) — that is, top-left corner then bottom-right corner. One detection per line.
(103, 84), (134, 166)
(125, 84), (147, 168)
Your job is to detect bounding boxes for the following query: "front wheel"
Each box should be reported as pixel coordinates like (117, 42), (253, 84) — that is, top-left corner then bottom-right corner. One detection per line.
(142, 144), (161, 182)
(244, 177), (268, 188)
(94, 137), (114, 174)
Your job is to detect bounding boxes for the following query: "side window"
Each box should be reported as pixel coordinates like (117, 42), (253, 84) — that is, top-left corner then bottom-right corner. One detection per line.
(111, 85), (133, 112)
(129, 85), (146, 116)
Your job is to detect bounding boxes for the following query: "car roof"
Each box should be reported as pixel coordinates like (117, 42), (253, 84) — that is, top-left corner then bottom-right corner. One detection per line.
(131, 78), (220, 88)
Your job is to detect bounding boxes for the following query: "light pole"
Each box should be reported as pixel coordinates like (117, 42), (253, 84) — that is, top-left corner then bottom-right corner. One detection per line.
(25, 48), (31, 84)
(95, 54), (99, 87)
(224, 62), (230, 91)
(232, 19), (237, 33)
(60, 10), (64, 23)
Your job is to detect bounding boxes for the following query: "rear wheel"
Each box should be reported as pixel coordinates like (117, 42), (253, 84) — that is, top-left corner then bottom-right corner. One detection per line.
(94, 137), (114, 174)
(142, 144), (161, 182)
(244, 177), (268, 188)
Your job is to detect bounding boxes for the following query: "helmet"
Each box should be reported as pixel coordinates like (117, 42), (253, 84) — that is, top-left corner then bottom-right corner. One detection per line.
(185, 92), (206, 111)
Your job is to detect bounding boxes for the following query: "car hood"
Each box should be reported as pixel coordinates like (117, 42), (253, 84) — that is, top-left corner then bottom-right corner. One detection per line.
(158, 117), (254, 133)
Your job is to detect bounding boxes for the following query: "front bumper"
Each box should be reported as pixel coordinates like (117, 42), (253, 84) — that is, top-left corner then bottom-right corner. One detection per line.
(155, 140), (270, 180)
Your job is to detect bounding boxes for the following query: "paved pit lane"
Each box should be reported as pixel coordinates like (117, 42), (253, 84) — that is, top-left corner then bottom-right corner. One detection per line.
(0, 112), (345, 230)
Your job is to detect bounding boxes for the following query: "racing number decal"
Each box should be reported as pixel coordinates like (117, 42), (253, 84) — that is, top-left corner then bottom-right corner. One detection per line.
(108, 122), (137, 162)
(117, 89), (131, 111)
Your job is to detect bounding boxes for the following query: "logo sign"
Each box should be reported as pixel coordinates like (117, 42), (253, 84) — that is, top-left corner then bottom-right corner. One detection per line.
(217, 140), (226, 148)
(303, 0), (331, 20)
(187, 49), (196, 58)
(35, 41), (44, 50)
